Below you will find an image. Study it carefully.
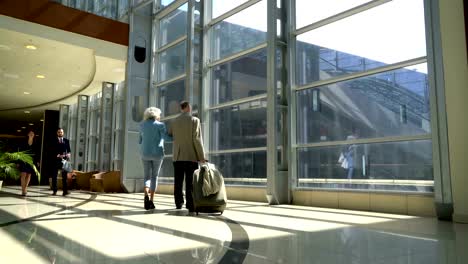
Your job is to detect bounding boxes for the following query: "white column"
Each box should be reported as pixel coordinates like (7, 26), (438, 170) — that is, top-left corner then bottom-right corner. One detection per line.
(439, 0), (468, 223)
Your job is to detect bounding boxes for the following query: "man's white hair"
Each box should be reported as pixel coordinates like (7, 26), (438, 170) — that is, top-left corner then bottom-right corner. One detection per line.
(143, 107), (162, 120)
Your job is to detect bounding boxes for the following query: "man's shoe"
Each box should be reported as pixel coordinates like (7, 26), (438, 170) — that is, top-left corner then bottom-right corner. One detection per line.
(176, 204), (183, 209)
(52, 192), (57, 196)
(62, 191), (69, 196)
(144, 196), (150, 210)
(148, 200), (155, 210)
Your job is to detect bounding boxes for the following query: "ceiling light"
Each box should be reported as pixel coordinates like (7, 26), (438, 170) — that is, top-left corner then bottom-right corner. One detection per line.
(24, 111), (30, 114)
(21, 127), (26, 129)
(17, 130), (21, 132)
(29, 123), (34, 126)
(4, 73), (19, 79)
(25, 45), (37, 50)
(0, 45), (11, 50)
(40, 119), (44, 122)
(36, 74), (45, 79)
(23, 91), (31, 95)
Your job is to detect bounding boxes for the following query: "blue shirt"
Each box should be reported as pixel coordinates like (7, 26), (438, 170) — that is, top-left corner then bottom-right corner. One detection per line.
(139, 119), (172, 160)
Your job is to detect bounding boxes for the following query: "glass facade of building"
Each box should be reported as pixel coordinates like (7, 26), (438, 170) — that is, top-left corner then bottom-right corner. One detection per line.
(63, 0), (433, 194)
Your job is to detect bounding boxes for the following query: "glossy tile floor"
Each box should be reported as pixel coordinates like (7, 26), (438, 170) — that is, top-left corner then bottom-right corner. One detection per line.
(1, 186), (467, 264)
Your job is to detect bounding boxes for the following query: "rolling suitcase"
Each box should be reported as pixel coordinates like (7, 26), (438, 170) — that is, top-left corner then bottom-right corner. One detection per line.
(192, 163), (227, 215)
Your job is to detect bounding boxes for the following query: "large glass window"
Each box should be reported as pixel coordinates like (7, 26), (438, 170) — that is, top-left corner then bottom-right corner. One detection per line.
(159, 3), (188, 47)
(94, 0), (117, 19)
(212, 0), (267, 60)
(296, 64), (430, 144)
(297, 140), (433, 191)
(158, 41), (187, 82)
(112, 84), (124, 170)
(148, 0), (433, 193)
(211, 49), (267, 105)
(210, 151), (267, 181)
(295, 0), (373, 29)
(86, 94), (100, 171)
(210, 100), (267, 151)
(212, 0), (250, 19)
(118, 0), (129, 19)
(205, 0), (268, 184)
(157, 80), (187, 117)
(161, 0), (176, 7)
(294, 0), (431, 192)
(296, 0), (426, 86)
(159, 157), (174, 183)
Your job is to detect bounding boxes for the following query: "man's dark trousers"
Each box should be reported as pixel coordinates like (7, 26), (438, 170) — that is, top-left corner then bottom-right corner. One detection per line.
(173, 161), (198, 211)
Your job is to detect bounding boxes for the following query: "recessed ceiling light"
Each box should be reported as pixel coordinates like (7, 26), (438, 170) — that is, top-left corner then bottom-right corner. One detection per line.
(17, 130), (21, 132)
(40, 119), (44, 122)
(21, 126), (26, 129)
(25, 45), (37, 50)
(4, 73), (19, 79)
(23, 91), (31, 95)
(24, 111), (30, 114)
(29, 123), (34, 126)
(0, 45), (11, 50)
(36, 74), (45, 79)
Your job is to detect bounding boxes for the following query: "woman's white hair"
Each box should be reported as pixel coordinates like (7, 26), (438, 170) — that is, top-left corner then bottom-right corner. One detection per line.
(143, 107), (162, 120)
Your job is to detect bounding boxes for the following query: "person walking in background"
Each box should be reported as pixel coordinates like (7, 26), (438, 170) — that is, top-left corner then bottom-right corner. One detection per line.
(339, 128), (359, 180)
(168, 101), (207, 215)
(52, 128), (71, 196)
(139, 107), (172, 210)
(18, 130), (40, 196)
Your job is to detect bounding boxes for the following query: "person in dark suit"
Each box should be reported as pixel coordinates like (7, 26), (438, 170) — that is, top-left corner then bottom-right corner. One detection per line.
(51, 128), (71, 196)
(167, 101), (207, 214)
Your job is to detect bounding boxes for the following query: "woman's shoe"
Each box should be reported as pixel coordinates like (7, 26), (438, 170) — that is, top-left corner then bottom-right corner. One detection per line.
(148, 200), (155, 210)
(144, 196), (150, 210)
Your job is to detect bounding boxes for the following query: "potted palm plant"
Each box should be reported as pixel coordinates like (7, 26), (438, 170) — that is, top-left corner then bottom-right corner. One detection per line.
(0, 150), (40, 191)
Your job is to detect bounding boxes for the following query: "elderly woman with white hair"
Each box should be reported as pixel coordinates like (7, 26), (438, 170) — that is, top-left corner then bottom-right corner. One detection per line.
(139, 107), (172, 210)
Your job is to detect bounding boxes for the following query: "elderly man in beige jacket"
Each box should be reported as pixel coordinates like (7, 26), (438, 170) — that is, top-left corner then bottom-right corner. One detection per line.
(168, 101), (207, 213)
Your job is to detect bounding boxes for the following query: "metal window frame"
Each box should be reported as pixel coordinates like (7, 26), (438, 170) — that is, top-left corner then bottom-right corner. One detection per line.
(155, 0), (188, 20)
(156, 35), (187, 53)
(154, 73), (186, 87)
(294, 57), (427, 92)
(208, 147), (267, 155)
(296, 134), (432, 149)
(153, 0), (189, 102)
(59, 104), (70, 137)
(98, 83), (115, 172)
(208, 43), (267, 67)
(207, 94), (267, 110)
(294, 0), (391, 36)
(202, 0), (273, 186)
(208, 0), (262, 27)
(424, 0), (452, 219)
(85, 96), (99, 171)
(74, 95), (90, 171)
(289, 0), (433, 192)
(111, 83), (125, 170)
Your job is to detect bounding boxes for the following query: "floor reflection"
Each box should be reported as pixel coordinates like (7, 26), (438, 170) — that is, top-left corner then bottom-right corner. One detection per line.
(0, 186), (466, 264)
